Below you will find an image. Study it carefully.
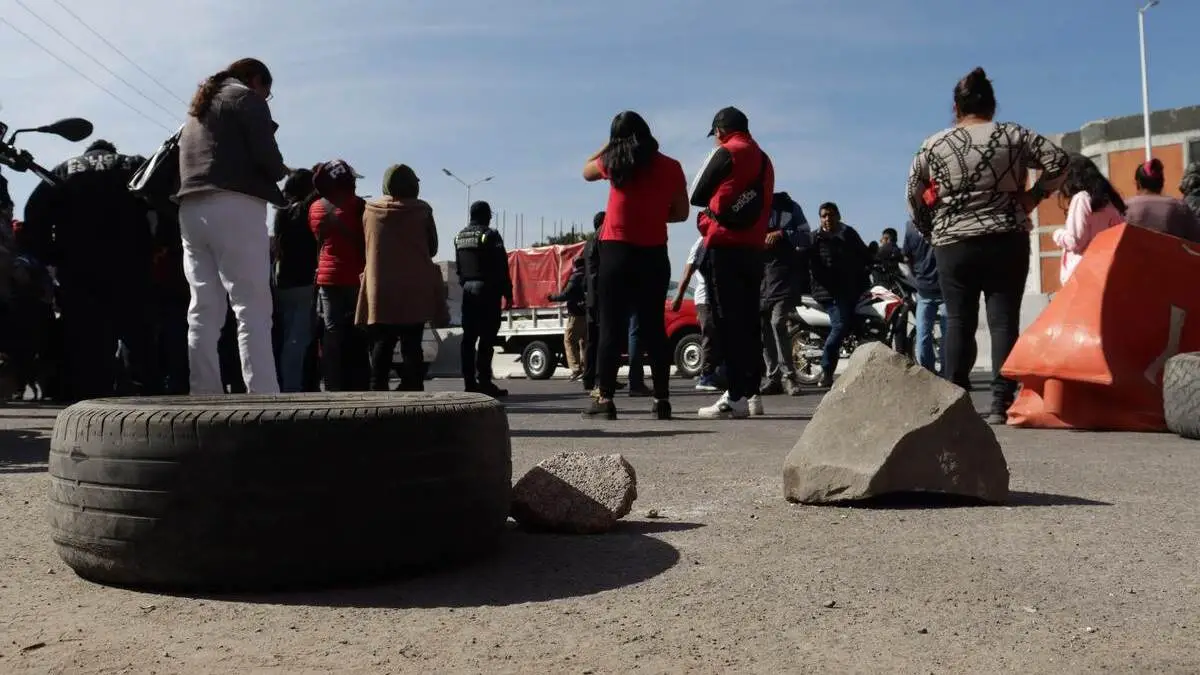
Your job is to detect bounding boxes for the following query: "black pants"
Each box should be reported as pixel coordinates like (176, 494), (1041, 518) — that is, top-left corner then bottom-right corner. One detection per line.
(154, 290), (190, 395)
(934, 231), (1029, 410)
(367, 323), (424, 391)
(318, 285), (370, 392)
(460, 290), (502, 387)
(596, 241), (671, 400)
(704, 246), (764, 401)
(59, 282), (156, 401)
(583, 318), (599, 390)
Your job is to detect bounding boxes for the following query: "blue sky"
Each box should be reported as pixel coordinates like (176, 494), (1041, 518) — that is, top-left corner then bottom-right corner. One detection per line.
(2, 0), (1198, 269)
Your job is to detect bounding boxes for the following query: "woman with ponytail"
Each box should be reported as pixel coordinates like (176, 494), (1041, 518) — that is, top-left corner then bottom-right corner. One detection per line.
(580, 111), (689, 420)
(177, 57), (290, 394)
(1124, 158), (1200, 242)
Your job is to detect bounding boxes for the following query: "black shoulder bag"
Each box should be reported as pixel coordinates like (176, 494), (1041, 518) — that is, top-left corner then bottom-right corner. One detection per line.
(703, 153), (769, 231)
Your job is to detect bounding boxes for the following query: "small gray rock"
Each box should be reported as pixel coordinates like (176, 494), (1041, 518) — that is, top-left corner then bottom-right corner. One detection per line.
(511, 452), (637, 534)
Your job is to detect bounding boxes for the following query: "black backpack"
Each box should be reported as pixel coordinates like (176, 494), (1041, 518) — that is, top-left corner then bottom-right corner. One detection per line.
(127, 125), (182, 210)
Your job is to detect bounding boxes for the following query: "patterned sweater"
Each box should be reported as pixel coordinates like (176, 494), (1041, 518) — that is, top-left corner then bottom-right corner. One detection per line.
(906, 121), (1069, 246)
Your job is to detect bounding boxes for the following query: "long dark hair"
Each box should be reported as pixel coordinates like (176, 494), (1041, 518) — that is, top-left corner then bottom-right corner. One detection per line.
(953, 67), (997, 120)
(600, 111), (659, 188)
(188, 58), (273, 119)
(1060, 154), (1126, 214)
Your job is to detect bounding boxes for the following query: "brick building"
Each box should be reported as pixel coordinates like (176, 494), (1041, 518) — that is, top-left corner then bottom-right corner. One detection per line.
(1027, 104), (1200, 294)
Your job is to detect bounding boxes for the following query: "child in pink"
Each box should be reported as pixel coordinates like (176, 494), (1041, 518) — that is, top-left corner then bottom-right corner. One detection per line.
(1051, 155), (1126, 286)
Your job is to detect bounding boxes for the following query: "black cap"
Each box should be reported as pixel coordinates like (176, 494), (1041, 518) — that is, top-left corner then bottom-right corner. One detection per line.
(707, 106), (749, 137)
(469, 200), (492, 221)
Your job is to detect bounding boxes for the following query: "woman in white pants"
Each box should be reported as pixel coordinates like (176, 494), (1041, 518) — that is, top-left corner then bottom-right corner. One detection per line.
(176, 58), (290, 394)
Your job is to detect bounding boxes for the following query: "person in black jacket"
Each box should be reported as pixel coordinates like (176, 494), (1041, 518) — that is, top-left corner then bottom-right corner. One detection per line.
(454, 200), (513, 397)
(272, 168), (320, 392)
(809, 202), (871, 387)
(548, 254), (587, 381)
(759, 191), (810, 396)
(580, 211), (605, 393)
(901, 219), (945, 374)
(22, 139), (155, 401)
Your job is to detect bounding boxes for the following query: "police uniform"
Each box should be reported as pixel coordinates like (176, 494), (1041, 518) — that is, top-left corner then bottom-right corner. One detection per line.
(453, 201), (512, 395)
(22, 141), (156, 401)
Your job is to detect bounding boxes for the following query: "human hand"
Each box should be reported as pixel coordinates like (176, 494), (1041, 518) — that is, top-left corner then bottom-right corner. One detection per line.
(1016, 191), (1038, 214)
(765, 230), (784, 247)
(671, 295), (683, 313)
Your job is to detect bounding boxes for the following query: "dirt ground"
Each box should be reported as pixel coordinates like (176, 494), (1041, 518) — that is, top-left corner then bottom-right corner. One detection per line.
(1, 380), (1198, 674)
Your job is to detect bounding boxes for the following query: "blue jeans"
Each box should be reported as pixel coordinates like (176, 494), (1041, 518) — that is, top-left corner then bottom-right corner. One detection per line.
(821, 298), (857, 377)
(915, 292), (947, 375)
(627, 313), (643, 386)
(275, 285), (314, 392)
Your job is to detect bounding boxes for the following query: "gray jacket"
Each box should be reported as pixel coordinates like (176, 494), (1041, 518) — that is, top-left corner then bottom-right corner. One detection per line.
(177, 79), (288, 206)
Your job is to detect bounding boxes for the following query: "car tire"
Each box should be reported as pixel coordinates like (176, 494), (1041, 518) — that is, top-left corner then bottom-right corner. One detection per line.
(1164, 352), (1200, 440)
(521, 341), (556, 380)
(672, 333), (703, 379)
(48, 392), (512, 591)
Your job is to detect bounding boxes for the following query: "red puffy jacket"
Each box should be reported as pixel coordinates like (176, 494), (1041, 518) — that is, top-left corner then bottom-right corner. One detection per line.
(690, 131), (775, 249)
(309, 196), (366, 287)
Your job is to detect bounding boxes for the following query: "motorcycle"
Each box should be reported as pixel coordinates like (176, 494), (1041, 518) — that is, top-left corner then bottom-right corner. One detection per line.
(0, 115), (94, 400)
(786, 263), (911, 385)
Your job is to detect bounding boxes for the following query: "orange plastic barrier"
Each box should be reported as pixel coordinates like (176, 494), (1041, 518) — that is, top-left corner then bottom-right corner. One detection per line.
(1002, 224), (1200, 431)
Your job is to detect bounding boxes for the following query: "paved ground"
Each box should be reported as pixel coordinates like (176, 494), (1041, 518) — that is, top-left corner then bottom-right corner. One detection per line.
(1, 378), (1197, 673)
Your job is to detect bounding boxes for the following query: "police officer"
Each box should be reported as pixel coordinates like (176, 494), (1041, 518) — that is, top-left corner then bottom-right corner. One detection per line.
(22, 139), (156, 401)
(453, 200), (512, 397)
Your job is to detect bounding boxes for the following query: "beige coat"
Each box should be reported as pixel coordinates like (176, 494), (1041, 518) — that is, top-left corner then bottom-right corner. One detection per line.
(355, 197), (448, 327)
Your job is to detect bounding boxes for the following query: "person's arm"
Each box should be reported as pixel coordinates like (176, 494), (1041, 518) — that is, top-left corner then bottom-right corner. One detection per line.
(493, 234), (513, 307)
(905, 147), (934, 235)
(582, 144), (609, 182)
(1020, 124), (1070, 204)
(20, 179), (60, 265)
(425, 208), (438, 258)
(1052, 192), (1091, 254)
(667, 161), (690, 223)
(235, 92), (288, 183)
(689, 147), (733, 208)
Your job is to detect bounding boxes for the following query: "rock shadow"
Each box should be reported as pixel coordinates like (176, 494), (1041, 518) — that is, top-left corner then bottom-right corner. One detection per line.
(0, 427), (50, 474)
(824, 490), (1112, 509)
(193, 520), (702, 608)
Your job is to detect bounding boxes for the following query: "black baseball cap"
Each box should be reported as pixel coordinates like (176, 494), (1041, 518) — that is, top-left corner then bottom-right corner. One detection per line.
(707, 106), (749, 137)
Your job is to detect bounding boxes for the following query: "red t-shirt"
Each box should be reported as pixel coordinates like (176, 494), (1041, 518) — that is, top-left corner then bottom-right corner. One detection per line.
(596, 152), (685, 247)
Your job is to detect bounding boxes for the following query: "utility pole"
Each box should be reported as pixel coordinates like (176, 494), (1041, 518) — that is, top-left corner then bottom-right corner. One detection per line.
(1138, 0), (1160, 161)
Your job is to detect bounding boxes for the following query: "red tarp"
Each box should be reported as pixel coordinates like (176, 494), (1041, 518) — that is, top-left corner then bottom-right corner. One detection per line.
(507, 242), (585, 309)
(1002, 224), (1200, 431)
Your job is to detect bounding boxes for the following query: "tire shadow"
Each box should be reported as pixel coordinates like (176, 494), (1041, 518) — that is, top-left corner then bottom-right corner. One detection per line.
(0, 427), (50, 474)
(219, 520), (703, 608)
(509, 429), (714, 439)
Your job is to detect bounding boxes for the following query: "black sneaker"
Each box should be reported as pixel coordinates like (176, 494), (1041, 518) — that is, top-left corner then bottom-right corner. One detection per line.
(759, 380), (785, 396)
(478, 383), (509, 398)
(652, 399), (672, 420)
(628, 383), (653, 398)
(582, 398), (617, 420)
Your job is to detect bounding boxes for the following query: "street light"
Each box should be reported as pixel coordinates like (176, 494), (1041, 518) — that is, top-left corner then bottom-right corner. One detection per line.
(442, 168), (494, 219)
(1138, 0), (1160, 161)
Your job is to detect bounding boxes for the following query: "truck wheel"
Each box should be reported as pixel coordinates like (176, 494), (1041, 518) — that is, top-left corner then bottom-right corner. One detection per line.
(673, 333), (703, 379)
(1164, 352), (1200, 439)
(521, 341), (556, 380)
(48, 393), (512, 591)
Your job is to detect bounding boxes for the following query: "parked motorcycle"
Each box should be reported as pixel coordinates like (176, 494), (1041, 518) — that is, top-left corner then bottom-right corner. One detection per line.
(786, 264), (910, 385)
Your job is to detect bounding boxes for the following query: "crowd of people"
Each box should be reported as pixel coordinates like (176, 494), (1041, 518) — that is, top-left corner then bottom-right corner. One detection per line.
(2, 60), (1200, 422)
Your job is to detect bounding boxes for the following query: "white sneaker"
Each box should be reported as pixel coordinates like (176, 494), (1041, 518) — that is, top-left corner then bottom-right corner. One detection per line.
(698, 392), (750, 419)
(748, 395), (764, 416)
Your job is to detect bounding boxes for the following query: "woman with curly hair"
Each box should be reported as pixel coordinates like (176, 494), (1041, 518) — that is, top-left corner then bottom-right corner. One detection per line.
(580, 111), (689, 420)
(1051, 154), (1126, 285)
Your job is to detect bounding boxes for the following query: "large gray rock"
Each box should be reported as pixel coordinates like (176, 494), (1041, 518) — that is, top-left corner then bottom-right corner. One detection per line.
(512, 452), (637, 534)
(783, 342), (1009, 504)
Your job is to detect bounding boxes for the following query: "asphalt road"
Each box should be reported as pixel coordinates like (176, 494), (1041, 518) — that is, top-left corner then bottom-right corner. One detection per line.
(0, 377), (1197, 672)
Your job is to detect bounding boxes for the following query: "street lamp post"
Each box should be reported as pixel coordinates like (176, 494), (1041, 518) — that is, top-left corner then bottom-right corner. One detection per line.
(442, 168), (494, 220)
(1138, 0), (1160, 161)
